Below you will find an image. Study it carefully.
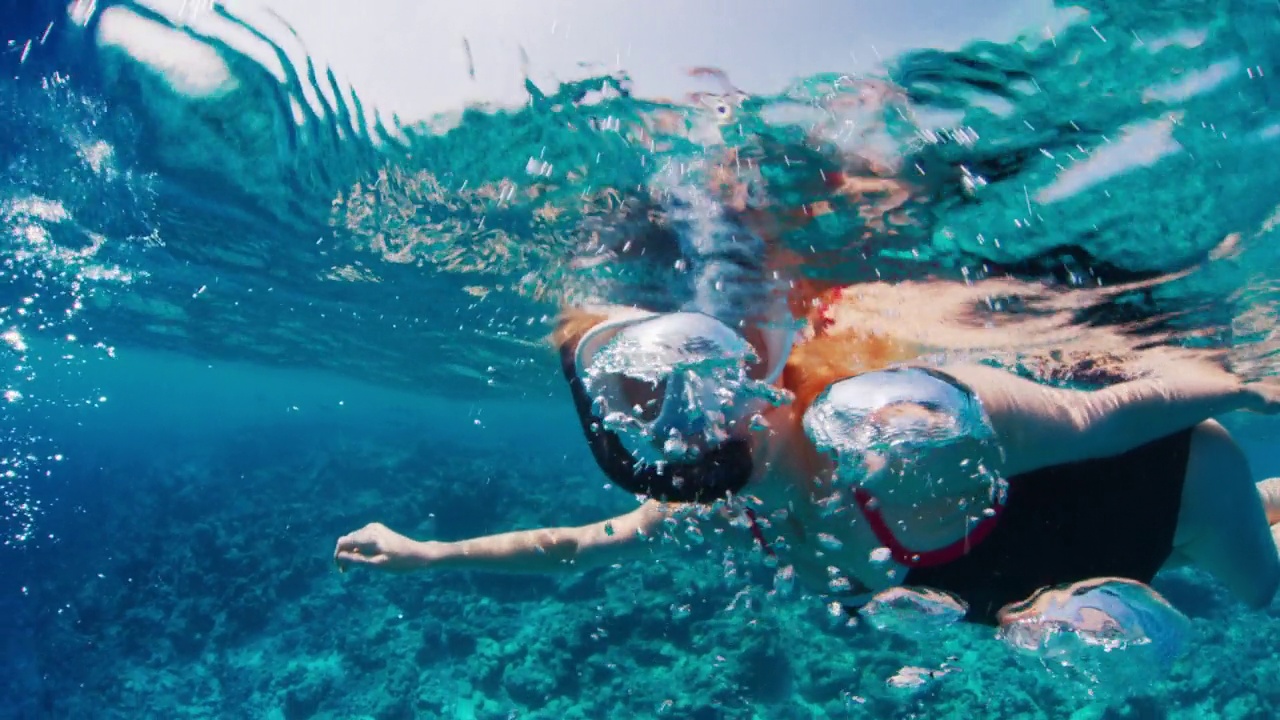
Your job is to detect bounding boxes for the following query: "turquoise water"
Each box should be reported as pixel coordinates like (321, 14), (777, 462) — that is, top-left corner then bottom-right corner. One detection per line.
(4, 0), (1280, 717)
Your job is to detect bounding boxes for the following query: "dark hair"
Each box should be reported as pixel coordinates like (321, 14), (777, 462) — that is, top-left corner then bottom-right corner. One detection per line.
(559, 343), (753, 503)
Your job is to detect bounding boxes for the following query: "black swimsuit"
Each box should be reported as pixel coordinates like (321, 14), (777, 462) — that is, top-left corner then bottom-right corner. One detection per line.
(797, 365), (1197, 625)
(900, 428), (1195, 625)
(746, 428), (1194, 625)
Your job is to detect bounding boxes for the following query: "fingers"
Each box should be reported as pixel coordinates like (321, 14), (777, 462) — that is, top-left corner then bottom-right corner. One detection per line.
(334, 523), (386, 572)
(335, 549), (383, 571)
(335, 523), (386, 553)
(335, 536), (381, 556)
(1241, 380), (1280, 414)
(1260, 382), (1280, 413)
(334, 541), (389, 571)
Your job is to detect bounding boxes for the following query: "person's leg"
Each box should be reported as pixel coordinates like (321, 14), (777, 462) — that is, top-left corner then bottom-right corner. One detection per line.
(1172, 420), (1280, 609)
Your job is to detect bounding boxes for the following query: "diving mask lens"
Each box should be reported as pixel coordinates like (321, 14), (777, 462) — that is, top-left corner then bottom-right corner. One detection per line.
(581, 312), (775, 465)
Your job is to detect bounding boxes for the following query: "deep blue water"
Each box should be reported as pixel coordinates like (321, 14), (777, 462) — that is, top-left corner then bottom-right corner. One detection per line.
(5, 1), (1280, 717)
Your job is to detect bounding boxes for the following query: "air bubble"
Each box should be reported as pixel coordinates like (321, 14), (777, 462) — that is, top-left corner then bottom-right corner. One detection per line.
(683, 523), (704, 545)
(582, 313), (786, 465)
(816, 493), (844, 517)
(859, 587), (968, 638)
(773, 565), (795, 596)
(886, 665), (956, 693)
(996, 579), (1191, 698)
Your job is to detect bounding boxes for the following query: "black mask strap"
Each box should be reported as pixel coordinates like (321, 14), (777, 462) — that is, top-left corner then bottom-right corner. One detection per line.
(559, 341), (752, 503)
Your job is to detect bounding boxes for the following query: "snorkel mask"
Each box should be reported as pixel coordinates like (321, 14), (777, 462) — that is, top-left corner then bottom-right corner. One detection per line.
(561, 310), (793, 503)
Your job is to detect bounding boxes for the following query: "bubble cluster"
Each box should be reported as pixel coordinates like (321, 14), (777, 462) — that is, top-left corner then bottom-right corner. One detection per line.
(858, 586), (969, 638)
(584, 313), (791, 465)
(885, 663), (959, 694)
(804, 368), (1001, 489)
(996, 578), (1192, 698)
(1, 75), (151, 546)
(802, 367), (1008, 546)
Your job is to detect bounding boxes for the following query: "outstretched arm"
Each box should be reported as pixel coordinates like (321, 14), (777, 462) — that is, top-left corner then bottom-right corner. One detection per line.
(334, 501), (671, 575)
(943, 361), (1272, 477)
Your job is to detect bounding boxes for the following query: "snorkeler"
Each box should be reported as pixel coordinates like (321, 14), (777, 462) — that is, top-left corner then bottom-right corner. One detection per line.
(335, 295), (1280, 625)
(336, 74), (1280, 624)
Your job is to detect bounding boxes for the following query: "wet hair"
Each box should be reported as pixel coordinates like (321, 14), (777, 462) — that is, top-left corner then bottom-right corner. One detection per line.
(558, 341), (753, 503)
(783, 289), (923, 413)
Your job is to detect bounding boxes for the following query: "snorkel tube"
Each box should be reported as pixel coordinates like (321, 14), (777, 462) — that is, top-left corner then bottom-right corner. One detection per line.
(653, 162), (783, 329)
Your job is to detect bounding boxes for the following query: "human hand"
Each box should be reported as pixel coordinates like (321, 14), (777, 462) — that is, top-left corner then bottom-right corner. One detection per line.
(1242, 379), (1280, 415)
(334, 522), (431, 573)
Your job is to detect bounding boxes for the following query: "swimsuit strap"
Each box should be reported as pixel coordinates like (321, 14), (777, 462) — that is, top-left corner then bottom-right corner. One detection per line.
(744, 508), (775, 557)
(852, 486), (1003, 568)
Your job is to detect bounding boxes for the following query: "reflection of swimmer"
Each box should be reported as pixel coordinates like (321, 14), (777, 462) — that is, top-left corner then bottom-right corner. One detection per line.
(335, 296), (1280, 626)
(997, 577), (1195, 696)
(997, 577), (1192, 657)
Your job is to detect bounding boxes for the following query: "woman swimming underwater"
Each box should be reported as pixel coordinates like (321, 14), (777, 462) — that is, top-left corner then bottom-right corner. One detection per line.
(336, 289), (1280, 624)
(335, 80), (1280, 624)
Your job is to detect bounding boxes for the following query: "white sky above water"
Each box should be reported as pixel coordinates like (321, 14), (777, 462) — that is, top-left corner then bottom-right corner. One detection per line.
(95, 1), (1261, 208)
(122, 0), (1059, 123)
